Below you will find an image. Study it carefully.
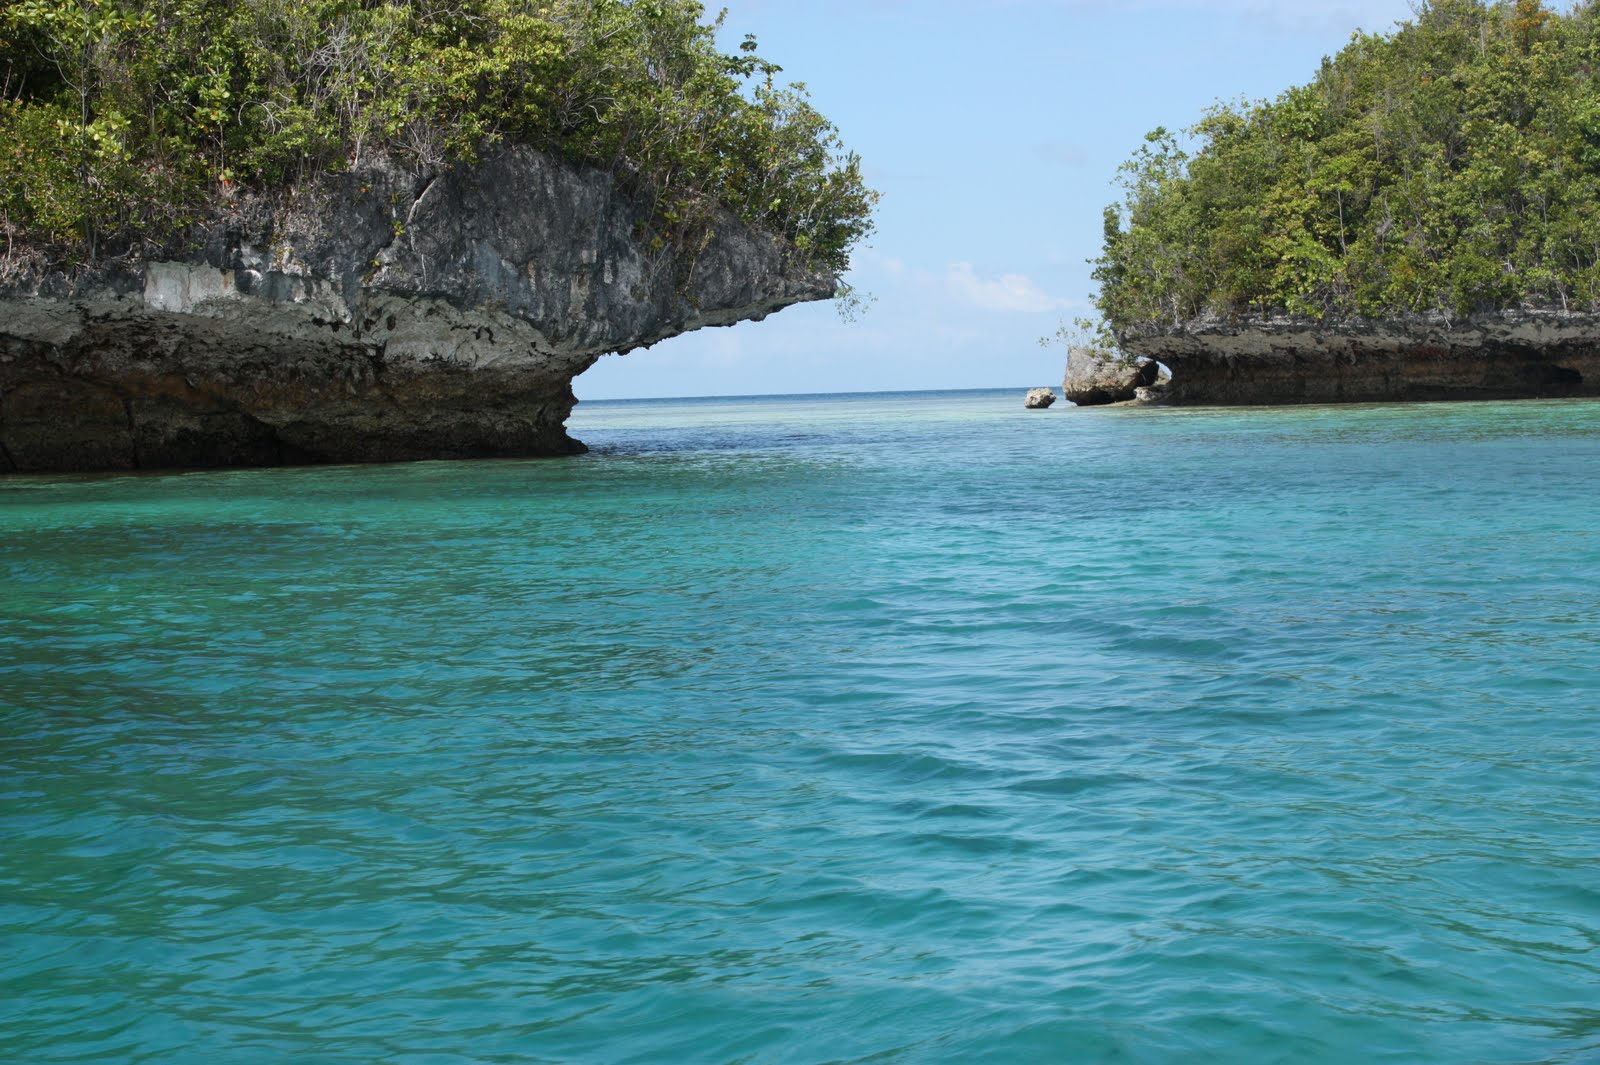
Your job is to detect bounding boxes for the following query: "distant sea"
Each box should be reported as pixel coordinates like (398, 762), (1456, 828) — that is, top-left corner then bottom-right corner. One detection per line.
(4, 388), (1598, 1063)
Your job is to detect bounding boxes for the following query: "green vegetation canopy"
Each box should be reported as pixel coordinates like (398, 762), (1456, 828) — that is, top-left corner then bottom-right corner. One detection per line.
(0, 0), (876, 274)
(1096, 0), (1600, 331)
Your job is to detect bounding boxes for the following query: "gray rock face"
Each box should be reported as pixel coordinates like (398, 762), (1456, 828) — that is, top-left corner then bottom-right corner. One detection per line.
(1118, 313), (1600, 406)
(0, 147), (833, 472)
(1024, 387), (1056, 409)
(1061, 347), (1162, 406)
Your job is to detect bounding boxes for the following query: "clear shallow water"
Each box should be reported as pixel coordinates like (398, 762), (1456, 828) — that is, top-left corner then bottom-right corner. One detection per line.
(3, 389), (1599, 1064)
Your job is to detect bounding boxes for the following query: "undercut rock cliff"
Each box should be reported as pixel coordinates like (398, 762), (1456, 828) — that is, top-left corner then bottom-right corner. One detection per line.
(1117, 314), (1600, 406)
(0, 147), (833, 473)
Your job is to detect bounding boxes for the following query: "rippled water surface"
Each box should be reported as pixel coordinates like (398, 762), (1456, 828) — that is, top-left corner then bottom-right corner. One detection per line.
(4, 390), (1599, 1063)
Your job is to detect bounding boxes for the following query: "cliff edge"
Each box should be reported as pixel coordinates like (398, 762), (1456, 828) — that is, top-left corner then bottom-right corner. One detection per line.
(1115, 313), (1600, 406)
(0, 147), (833, 473)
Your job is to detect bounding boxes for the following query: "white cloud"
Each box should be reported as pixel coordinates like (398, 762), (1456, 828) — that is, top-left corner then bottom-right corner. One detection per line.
(853, 246), (906, 278)
(696, 329), (748, 367)
(945, 262), (1069, 313)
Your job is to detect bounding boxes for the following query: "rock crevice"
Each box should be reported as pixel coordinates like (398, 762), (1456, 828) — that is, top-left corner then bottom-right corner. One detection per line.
(0, 147), (833, 472)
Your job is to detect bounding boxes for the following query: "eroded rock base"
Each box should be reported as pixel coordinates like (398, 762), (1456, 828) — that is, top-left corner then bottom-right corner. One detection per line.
(0, 316), (591, 473)
(1062, 348), (1164, 406)
(1120, 316), (1600, 406)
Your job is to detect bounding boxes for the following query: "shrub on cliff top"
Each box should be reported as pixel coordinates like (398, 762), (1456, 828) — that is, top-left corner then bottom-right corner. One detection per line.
(1096, 0), (1600, 331)
(0, 0), (876, 275)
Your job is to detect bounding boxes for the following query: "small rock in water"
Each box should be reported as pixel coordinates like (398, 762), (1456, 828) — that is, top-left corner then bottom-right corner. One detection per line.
(1024, 387), (1057, 409)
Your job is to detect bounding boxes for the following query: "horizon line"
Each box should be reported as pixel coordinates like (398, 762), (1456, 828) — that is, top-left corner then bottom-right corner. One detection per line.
(574, 384), (1047, 404)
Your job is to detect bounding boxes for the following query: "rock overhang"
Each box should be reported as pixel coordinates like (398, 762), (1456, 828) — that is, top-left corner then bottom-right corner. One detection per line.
(0, 148), (835, 473)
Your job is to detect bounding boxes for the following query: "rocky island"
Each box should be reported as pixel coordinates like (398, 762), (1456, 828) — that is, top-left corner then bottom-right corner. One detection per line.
(1065, 313), (1598, 406)
(1, 150), (831, 471)
(1079, 0), (1600, 408)
(1122, 314), (1599, 405)
(0, 0), (873, 472)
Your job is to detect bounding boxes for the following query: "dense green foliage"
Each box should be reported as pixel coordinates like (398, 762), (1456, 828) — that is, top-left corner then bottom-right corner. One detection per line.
(1096, 0), (1600, 330)
(0, 0), (875, 273)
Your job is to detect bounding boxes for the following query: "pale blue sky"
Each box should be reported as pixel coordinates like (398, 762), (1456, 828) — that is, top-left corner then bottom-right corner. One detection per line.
(575, 0), (1420, 400)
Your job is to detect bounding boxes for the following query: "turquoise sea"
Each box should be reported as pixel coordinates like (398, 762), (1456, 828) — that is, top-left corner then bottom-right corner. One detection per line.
(3, 388), (1598, 1064)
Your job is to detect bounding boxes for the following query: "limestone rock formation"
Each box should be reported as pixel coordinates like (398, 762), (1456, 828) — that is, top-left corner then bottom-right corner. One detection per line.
(1061, 347), (1163, 406)
(1024, 387), (1056, 409)
(0, 147), (833, 473)
(1117, 313), (1600, 406)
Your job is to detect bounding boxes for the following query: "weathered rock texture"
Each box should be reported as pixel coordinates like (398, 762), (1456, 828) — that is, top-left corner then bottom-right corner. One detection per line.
(1062, 347), (1163, 406)
(1023, 387), (1056, 409)
(0, 147), (833, 472)
(1118, 313), (1600, 406)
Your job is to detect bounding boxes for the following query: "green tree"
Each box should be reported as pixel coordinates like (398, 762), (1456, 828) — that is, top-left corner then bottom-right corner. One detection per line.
(1094, 0), (1600, 332)
(1, 0), (877, 276)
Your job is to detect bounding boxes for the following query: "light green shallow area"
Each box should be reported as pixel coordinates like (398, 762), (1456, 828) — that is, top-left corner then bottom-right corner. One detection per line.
(3, 390), (1598, 1063)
